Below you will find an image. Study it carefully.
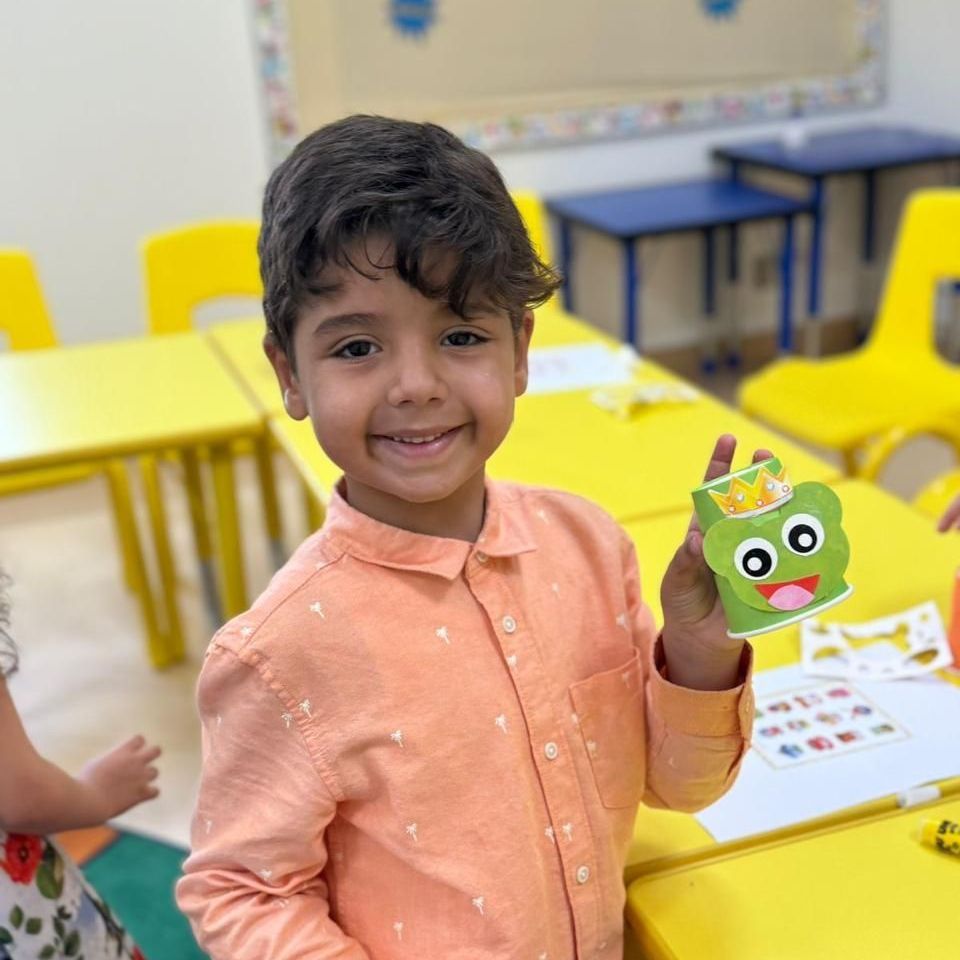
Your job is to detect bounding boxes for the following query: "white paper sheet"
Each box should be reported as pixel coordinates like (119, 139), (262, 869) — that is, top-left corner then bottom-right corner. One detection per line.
(525, 343), (638, 395)
(694, 662), (960, 842)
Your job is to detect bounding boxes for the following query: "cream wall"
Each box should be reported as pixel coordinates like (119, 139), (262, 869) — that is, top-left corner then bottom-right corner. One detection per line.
(2, 1), (957, 349)
(1, 1), (267, 345)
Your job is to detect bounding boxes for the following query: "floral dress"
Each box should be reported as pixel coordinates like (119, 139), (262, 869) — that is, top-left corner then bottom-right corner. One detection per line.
(0, 832), (144, 960)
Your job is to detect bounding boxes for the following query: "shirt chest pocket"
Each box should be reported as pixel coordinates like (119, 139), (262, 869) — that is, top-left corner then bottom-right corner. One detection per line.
(568, 649), (647, 809)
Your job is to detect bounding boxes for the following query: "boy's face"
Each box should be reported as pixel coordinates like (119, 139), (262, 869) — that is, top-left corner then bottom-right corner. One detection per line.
(265, 238), (533, 538)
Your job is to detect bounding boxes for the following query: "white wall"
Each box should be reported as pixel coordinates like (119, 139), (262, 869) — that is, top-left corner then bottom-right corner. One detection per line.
(1, 1), (268, 344)
(3, 0), (958, 349)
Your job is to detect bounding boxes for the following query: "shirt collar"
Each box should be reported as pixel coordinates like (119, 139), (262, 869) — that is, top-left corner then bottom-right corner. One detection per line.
(320, 479), (538, 579)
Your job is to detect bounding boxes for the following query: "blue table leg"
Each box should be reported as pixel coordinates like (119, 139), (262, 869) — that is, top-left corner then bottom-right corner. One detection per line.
(727, 223), (741, 368)
(623, 238), (639, 349)
(559, 219), (573, 312)
(780, 214), (796, 353)
(863, 169), (877, 263)
(808, 176), (825, 317)
(701, 228), (717, 373)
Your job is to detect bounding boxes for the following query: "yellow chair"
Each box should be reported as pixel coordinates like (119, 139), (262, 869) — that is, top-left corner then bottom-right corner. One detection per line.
(739, 189), (960, 475)
(511, 190), (555, 266)
(913, 466), (960, 522)
(141, 222), (284, 614)
(143, 221), (262, 335)
(0, 250), (173, 661)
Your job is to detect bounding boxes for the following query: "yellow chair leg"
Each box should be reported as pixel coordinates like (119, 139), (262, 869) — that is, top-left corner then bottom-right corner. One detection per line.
(140, 456), (185, 666)
(107, 461), (169, 667)
(841, 448), (859, 476)
(254, 436), (286, 569)
(303, 480), (326, 533)
(104, 459), (141, 592)
(210, 443), (247, 619)
(181, 448), (222, 624)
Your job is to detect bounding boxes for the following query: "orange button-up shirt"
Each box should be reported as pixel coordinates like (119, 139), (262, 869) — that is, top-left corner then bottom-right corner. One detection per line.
(177, 481), (753, 960)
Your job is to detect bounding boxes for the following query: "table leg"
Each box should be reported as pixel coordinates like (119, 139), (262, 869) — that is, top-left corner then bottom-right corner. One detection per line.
(863, 169), (877, 263)
(808, 175), (825, 317)
(254, 435), (286, 570)
(105, 460), (168, 667)
(726, 223), (742, 367)
(210, 442), (247, 619)
(779, 214), (796, 353)
(559, 219), (574, 312)
(181, 448), (222, 626)
(700, 227), (718, 373)
(140, 456), (185, 665)
(623, 238), (639, 349)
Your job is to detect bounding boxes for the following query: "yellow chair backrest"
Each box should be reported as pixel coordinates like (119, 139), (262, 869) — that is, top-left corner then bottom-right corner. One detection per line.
(511, 191), (554, 267)
(866, 189), (960, 362)
(0, 249), (58, 350)
(142, 221), (262, 335)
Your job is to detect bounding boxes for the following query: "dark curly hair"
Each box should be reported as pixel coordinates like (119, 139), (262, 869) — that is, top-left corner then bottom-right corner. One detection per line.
(0, 569), (17, 678)
(258, 115), (560, 363)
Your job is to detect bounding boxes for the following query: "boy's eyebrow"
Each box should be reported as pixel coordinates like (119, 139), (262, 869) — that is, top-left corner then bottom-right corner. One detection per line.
(311, 313), (380, 336)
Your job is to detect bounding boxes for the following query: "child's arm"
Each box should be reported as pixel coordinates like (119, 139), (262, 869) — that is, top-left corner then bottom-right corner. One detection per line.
(937, 493), (960, 532)
(176, 644), (370, 960)
(0, 678), (161, 834)
(619, 435), (758, 812)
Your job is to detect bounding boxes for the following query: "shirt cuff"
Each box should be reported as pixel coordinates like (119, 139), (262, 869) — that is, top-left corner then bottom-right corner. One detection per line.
(647, 636), (754, 736)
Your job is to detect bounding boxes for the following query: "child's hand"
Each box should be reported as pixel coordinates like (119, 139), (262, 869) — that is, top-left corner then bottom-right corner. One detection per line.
(659, 435), (771, 691)
(937, 493), (960, 532)
(78, 735), (161, 823)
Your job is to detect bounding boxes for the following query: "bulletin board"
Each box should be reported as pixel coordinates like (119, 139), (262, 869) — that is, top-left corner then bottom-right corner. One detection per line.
(252, 0), (885, 160)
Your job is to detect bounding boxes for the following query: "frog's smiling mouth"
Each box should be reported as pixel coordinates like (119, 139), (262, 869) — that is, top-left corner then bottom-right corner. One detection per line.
(755, 573), (820, 611)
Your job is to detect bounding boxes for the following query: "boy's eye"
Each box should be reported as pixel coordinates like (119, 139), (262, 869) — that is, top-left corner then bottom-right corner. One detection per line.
(336, 340), (378, 359)
(444, 330), (487, 347)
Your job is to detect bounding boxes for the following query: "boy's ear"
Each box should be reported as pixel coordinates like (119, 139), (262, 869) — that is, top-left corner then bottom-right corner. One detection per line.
(263, 334), (308, 421)
(513, 310), (535, 397)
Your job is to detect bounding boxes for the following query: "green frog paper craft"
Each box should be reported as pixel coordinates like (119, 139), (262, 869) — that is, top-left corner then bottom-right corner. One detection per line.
(692, 457), (853, 639)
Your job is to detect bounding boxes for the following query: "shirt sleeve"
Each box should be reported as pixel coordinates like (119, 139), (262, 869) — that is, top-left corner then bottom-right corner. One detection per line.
(620, 532), (755, 814)
(176, 643), (369, 960)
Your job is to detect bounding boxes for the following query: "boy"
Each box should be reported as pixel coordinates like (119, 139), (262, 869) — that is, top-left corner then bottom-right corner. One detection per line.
(177, 115), (755, 959)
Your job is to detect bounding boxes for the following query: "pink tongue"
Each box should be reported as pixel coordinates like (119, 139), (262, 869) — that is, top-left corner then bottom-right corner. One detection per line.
(767, 585), (815, 611)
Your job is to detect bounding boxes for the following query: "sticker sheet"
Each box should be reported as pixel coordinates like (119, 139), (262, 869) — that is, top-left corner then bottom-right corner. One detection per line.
(752, 680), (909, 769)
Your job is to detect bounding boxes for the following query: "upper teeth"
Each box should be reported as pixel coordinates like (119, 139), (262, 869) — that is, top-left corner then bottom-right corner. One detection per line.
(390, 433), (444, 444)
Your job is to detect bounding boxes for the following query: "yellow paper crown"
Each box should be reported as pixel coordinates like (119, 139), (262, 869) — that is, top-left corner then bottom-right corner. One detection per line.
(708, 464), (793, 518)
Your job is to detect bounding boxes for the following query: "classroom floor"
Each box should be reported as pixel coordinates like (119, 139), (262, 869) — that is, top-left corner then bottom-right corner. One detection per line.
(2, 363), (955, 848)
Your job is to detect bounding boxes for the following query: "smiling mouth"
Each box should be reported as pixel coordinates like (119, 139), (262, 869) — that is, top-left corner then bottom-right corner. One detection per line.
(755, 573), (820, 611)
(372, 426), (464, 457)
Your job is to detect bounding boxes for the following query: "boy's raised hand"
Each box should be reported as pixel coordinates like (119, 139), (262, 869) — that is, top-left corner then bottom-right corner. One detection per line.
(659, 435), (772, 691)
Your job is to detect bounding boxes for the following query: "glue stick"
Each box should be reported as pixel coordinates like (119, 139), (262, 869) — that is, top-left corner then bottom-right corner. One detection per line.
(918, 818), (960, 858)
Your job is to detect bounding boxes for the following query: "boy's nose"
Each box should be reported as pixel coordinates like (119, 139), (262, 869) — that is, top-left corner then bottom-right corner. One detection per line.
(385, 350), (448, 407)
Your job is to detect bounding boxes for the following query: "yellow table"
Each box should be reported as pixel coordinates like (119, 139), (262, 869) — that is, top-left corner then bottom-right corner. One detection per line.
(488, 368), (841, 523)
(0, 333), (263, 664)
(626, 794), (960, 960)
(622, 479), (960, 877)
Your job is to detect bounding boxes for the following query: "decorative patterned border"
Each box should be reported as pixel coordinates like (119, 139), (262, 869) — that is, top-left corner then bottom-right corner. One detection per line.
(252, 0), (885, 158)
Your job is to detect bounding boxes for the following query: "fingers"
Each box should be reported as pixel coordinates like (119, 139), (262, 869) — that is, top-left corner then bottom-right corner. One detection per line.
(701, 434), (737, 483)
(752, 447), (774, 464)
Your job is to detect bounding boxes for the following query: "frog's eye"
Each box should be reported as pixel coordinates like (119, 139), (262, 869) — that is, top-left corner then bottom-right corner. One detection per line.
(734, 537), (778, 580)
(782, 513), (824, 556)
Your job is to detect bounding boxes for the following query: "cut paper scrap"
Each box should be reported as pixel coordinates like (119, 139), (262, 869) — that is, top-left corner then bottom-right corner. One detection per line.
(525, 343), (641, 395)
(591, 381), (699, 419)
(801, 601), (951, 681)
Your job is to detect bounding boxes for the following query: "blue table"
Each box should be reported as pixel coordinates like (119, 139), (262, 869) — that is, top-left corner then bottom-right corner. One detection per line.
(546, 178), (811, 357)
(714, 126), (960, 317)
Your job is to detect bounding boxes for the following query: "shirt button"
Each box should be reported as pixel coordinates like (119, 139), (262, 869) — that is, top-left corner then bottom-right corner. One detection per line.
(476, 550), (488, 563)
(576, 865), (590, 884)
(502, 615), (517, 634)
(544, 741), (559, 760)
